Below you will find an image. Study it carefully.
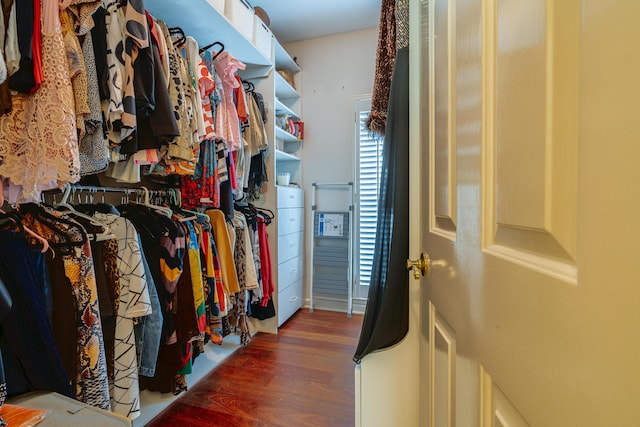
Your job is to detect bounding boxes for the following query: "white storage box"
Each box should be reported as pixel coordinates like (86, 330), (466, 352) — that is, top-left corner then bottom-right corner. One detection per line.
(224, 0), (254, 40)
(206, 0), (225, 15)
(253, 15), (273, 61)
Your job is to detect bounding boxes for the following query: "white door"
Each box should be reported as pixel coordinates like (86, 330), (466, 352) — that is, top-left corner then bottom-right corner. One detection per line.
(412, 0), (640, 426)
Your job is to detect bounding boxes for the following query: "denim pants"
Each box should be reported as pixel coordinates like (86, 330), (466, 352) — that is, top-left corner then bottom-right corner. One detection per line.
(134, 235), (163, 377)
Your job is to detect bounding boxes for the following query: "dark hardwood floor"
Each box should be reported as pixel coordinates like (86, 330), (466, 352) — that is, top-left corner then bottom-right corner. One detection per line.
(146, 310), (364, 427)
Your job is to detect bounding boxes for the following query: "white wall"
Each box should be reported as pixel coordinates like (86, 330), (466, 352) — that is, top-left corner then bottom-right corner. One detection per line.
(285, 27), (377, 208)
(284, 27), (378, 310)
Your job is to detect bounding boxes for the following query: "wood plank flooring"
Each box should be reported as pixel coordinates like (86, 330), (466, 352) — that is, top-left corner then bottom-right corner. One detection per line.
(146, 310), (364, 427)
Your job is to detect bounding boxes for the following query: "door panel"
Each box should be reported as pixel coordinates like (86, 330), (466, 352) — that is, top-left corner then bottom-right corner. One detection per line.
(483, 0), (579, 277)
(431, 302), (456, 427)
(414, 0), (640, 426)
(431, 0), (457, 236)
(480, 367), (530, 427)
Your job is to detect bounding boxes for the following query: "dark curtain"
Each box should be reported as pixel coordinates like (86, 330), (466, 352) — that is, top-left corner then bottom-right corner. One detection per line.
(354, 46), (410, 363)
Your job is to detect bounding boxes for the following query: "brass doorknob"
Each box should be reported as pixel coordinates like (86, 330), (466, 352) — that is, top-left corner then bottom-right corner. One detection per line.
(406, 252), (431, 280)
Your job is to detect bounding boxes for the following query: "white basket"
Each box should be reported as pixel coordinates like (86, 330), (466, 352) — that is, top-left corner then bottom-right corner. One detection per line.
(224, 0), (254, 40)
(206, 0), (225, 15)
(252, 15), (273, 61)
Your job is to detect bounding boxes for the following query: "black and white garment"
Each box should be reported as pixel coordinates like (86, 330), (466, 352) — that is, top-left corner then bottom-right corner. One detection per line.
(93, 213), (152, 420)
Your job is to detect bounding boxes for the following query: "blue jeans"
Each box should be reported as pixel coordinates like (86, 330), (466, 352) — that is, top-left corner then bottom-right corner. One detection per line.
(134, 235), (163, 377)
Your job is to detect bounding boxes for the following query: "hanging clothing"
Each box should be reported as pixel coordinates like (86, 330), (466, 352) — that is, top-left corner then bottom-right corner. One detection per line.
(213, 51), (245, 152)
(206, 209), (240, 296)
(0, 0), (80, 203)
(183, 221), (206, 334)
(61, 7), (91, 138)
(257, 216), (274, 307)
(198, 55), (217, 140)
(0, 230), (71, 398)
(157, 20), (196, 163)
(103, 0), (126, 144)
(231, 211), (259, 345)
(180, 139), (220, 210)
(90, 5), (109, 101)
(0, 49), (7, 85)
(133, 234), (163, 378)
(354, 0), (410, 364)
(89, 237), (120, 384)
(20, 205), (111, 409)
(118, 204), (185, 347)
(354, 44), (410, 364)
(8, 0), (36, 94)
(366, 0), (397, 136)
(92, 212), (152, 420)
(201, 228), (223, 344)
(79, 30), (109, 176)
(132, 13), (179, 152)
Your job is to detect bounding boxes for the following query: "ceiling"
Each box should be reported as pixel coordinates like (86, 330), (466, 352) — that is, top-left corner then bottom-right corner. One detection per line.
(249, 0), (382, 43)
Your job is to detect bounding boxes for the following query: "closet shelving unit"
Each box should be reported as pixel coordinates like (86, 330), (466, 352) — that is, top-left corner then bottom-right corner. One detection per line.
(146, 0), (305, 336)
(147, 0), (273, 76)
(124, 1), (307, 424)
(272, 38), (305, 329)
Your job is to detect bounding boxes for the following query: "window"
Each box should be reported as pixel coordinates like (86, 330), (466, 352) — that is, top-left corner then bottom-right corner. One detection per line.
(354, 97), (384, 292)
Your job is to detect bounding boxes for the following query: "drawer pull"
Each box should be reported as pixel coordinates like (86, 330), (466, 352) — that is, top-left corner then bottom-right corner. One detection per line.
(289, 195), (295, 199)
(290, 269), (298, 274)
(289, 296), (299, 303)
(289, 218), (296, 222)
(289, 243), (295, 247)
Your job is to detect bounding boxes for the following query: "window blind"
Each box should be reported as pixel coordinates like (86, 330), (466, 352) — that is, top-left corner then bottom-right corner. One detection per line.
(357, 110), (384, 287)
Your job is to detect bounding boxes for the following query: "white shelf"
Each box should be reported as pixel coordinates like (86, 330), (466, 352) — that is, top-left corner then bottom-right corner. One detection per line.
(275, 149), (300, 162)
(275, 99), (299, 120)
(275, 72), (300, 100)
(276, 126), (300, 143)
(274, 39), (300, 73)
(147, 0), (272, 74)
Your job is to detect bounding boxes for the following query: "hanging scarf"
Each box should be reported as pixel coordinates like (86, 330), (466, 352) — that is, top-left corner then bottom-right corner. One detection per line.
(366, 0), (396, 136)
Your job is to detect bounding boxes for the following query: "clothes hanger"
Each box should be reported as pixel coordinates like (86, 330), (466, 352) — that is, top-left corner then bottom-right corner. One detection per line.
(254, 206), (274, 219)
(0, 208), (51, 254)
(242, 80), (255, 93)
(16, 201), (85, 247)
(168, 27), (186, 47)
(167, 188), (210, 223)
(54, 184), (117, 242)
(137, 186), (173, 217)
(254, 206), (274, 226)
(199, 41), (224, 59)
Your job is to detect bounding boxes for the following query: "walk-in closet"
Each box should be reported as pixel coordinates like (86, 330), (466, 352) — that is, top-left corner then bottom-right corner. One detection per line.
(0, 0), (382, 424)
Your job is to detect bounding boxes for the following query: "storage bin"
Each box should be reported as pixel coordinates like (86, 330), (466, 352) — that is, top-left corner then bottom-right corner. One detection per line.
(224, 0), (254, 40)
(206, 0), (225, 15)
(253, 15), (273, 61)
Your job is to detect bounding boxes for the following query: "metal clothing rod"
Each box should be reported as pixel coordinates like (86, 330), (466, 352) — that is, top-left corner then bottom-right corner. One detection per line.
(69, 184), (139, 194)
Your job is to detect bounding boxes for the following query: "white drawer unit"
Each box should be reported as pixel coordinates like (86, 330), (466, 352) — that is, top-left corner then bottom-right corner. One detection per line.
(274, 187), (304, 327)
(277, 186), (304, 208)
(277, 255), (303, 292)
(277, 231), (303, 263)
(277, 207), (304, 236)
(277, 279), (303, 326)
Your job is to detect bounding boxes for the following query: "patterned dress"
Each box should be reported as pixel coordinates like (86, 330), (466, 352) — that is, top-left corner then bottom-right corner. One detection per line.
(94, 213), (152, 420)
